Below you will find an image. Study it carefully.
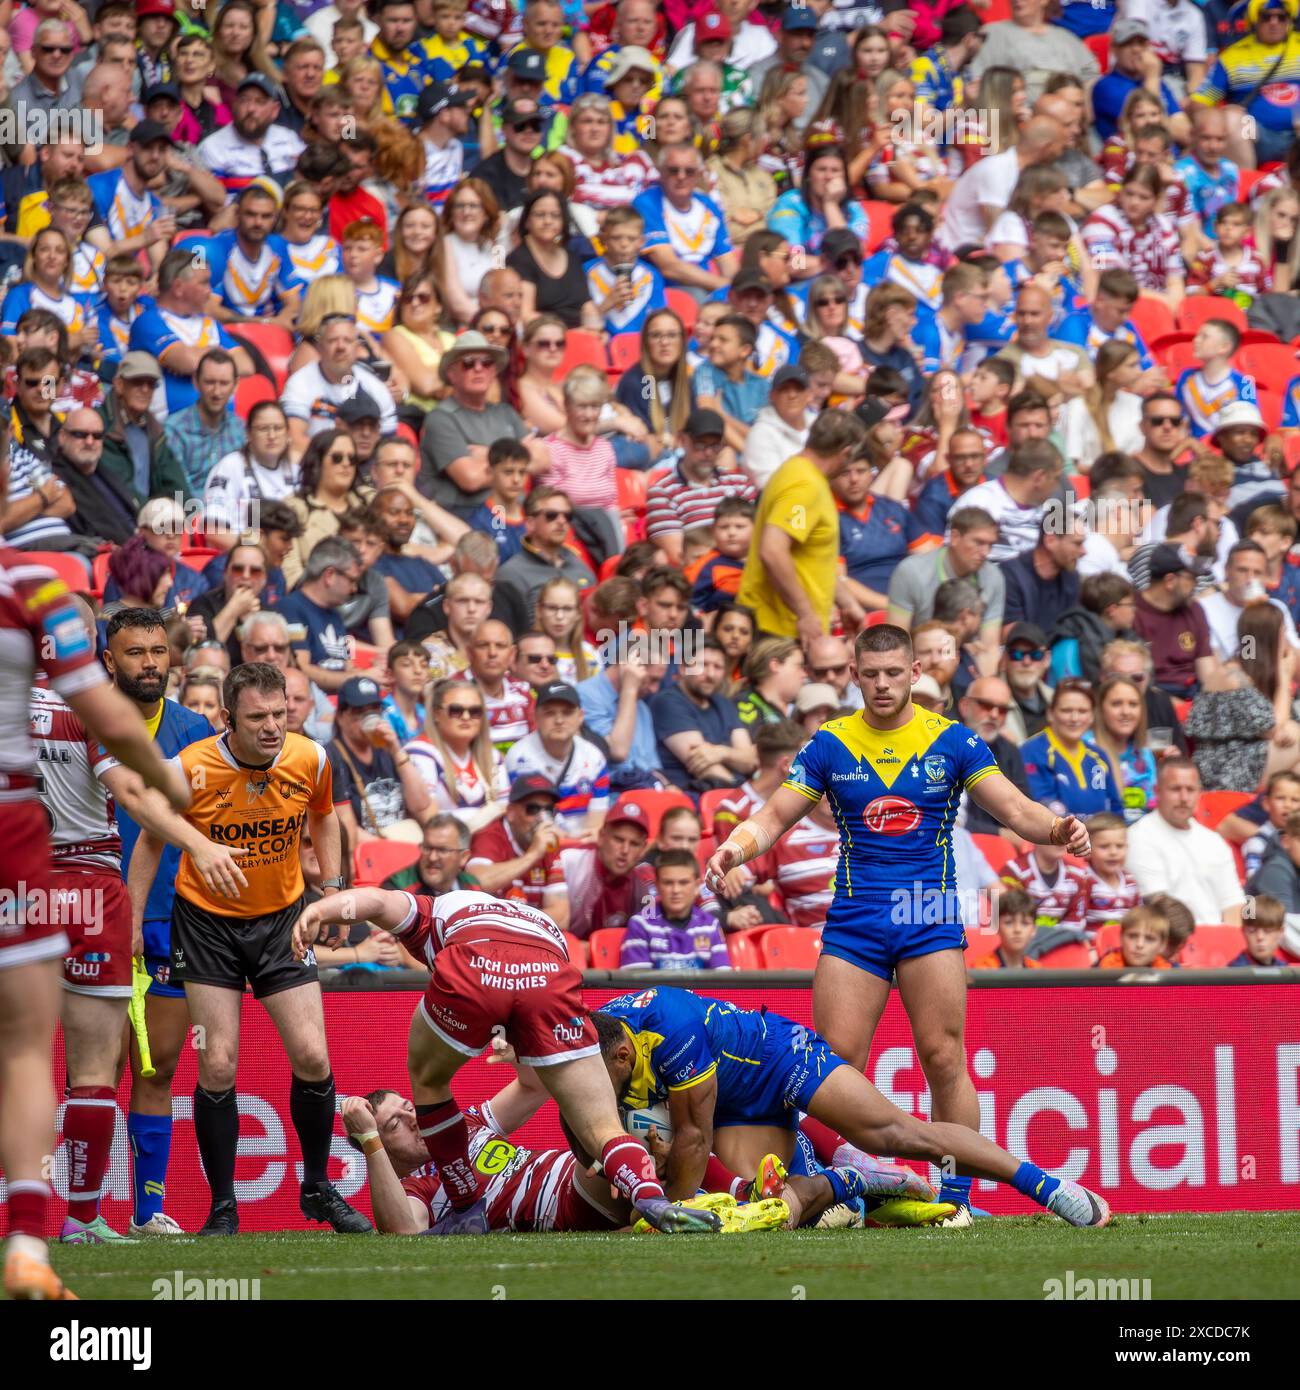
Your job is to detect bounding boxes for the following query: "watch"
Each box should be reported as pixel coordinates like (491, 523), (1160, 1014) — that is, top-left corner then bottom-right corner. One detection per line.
(319, 876), (346, 889)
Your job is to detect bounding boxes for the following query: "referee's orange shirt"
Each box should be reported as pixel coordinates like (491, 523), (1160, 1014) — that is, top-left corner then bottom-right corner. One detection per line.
(171, 732), (334, 918)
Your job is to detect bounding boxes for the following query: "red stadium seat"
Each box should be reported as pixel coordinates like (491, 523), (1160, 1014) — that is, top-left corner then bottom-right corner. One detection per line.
(562, 932), (589, 967)
(1176, 296), (1248, 335)
(615, 467), (647, 517)
(1127, 297), (1176, 345)
(727, 927), (768, 969)
(1035, 941), (1094, 969)
(699, 787), (736, 835)
(1156, 340), (1200, 379)
(551, 329), (607, 379)
(21, 550), (91, 591)
(861, 200), (895, 253)
(970, 832), (1016, 875)
(1194, 789), (1254, 829)
(588, 927), (626, 969)
(352, 839), (421, 887)
(1236, 167), (1268, 199)
(610, 788), (693, 839)
(226, 321), (295, 391)
(234, 373), (277, 420)
(179, 546), (219, 565)
(608, 332), (642, 375)
(760, 926), (822, 969)
(1180, 926), (1243, 969)
(1237, 342), (1300, 385)
(1084, 33), (1110, 70)
(864, 609), (890, 626)
(1148, 331), (1194, 356)
(1256, 384), (1284, 430)
(1238, 329), (1282, 347)
(665, 288), (698, 335)
(91, 549), (112, 598)
(1093, 922), (1121, 958)
(1067, 472), (1090, 499)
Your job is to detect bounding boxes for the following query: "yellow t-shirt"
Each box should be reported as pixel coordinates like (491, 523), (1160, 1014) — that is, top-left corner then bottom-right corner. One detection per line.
(736, 454), (838, 639)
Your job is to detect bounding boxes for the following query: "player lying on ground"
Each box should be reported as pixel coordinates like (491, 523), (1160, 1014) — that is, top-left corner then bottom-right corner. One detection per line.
(593, 987), (1113, 1228)
(295, 888), (720, 1235)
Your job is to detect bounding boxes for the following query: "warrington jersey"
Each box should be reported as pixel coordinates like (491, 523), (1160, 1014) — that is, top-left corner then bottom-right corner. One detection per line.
(169, 730), (333, 918)
(203, 230), (303, 316)
(782, 708), (1000, 904)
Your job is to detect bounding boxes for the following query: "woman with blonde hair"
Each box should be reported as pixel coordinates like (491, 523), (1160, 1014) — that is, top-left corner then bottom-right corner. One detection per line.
(961, 67), (1024, 162)
(4, 227), (85, 344)
(708, 109), (778, 246)
(436, 176), (504, 325)
(987, 165), (1073, 261)
(381, 203), (440, 286)
(404, 677), (508, 833)
(560, 93), (657, 210)
(338, 54), (387, 127)
(865, 72), (954, 203)
(614, 308), (694, 459)
(1100, 89), (1168, 188)
(802, 272), (869, 397)
(1090, 674), (1156, 823)
(756, 68), (810, 190)
(210, 0), (279, 107)
(1061, 339), (1145, 470)
(1250, 185), (1300, 294)
(284, 275), (358, 375)
(382, 272), (455, 415)
(536, 577), (599, 684)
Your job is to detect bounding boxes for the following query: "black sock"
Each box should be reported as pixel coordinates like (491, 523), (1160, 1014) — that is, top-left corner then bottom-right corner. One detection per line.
(291, 1073), (336, 1189)
(193, 1085), (238, 1205)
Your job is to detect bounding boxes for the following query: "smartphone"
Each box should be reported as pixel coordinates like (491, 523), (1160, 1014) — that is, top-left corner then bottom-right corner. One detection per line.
(369, 361), (392, 383)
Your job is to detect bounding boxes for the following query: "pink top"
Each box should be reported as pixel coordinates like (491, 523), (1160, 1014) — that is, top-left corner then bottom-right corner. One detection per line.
(542, 432), (619, 509)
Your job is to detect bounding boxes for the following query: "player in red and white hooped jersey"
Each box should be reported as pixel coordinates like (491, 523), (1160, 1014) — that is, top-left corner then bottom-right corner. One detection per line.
(294, 886), (720, 1235)
(0, 539), (188, 1300)
(340, 1082), (626, 1235)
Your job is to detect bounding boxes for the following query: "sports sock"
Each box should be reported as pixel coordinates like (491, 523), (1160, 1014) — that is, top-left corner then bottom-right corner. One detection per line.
(290, 1073), (336, 1189)
(415, 1099), (480, 1210)
(128, 1111), (173, 1226)
(6, 1179), (50, 1239)
(599, 1135), (665, 1205)
(193, 1085), (238, 1205)
(64, 1086), (117, 1224)
(938, 1174), (973, 1208)
(799, 1116), (842, 1167)
(790, 1130), (819, 1177)
(1011, 1161), (1061, 1207)
(702, 1155), (747, 1200)
(824, 1167), (856, 1207)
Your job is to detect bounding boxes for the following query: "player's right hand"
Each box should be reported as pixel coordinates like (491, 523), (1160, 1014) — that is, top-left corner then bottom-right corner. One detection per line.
(704, 841), (744, 895)
(190, 843), (248, 899)
(293, 900), (345, 959)
(486, 1036), (518, 1066)
(340, 1095), (376, 1137)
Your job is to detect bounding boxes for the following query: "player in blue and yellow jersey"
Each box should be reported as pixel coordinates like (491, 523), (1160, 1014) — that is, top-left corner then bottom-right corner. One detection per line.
(592, 987), (1113, 1229)
(706, 625), (1094, 1224)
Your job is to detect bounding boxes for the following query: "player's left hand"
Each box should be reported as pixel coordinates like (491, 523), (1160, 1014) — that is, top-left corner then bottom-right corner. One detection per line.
(486, 1036), (519, 1066)
(644, 1125), (670, 1177)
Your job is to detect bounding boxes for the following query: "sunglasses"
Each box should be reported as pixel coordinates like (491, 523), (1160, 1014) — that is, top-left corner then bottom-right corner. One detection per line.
(520, 802), (554, 814)
(443, 704), (484, 718)
(406, 291), (434, 305)
(535, 337), (566, 349)
(538, 508), (573, 522)
(512, 120), (543, 134)
(247, 641), (289, 653)
(22, 377), (55, 390)
(523, 652), (555, 663)
(815, 295), (847, 306)
(1008, 647), (1045, 662)
(664, 165), (699, 176)
(460, 356), (495, 370)
(327, 450), (356, 464)
(230, 565), (266, 576)
(480, 322), (511, 335)
(972, 698), (1010, 714)
(1145, 415), (1180, 425)
(834, 255), (862, 270)
(811, 663), (849, 678)
(65, 429), (103, 441)
(39, 44), (73, 54)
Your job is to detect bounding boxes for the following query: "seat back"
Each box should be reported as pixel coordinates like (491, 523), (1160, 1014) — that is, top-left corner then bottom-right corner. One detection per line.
(588, 927), (626, 969)
(760, 926), (822, 969)
(353, 839), (421, 887)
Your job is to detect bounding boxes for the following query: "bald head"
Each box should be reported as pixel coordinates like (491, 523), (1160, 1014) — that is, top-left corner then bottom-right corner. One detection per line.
(1034, 94), (1076, 136)
(1019, 115), (1067, 164)
(59, 408), (106, 472)
(960, 676), (1013, 741)
(1013, 282), (1054, 345)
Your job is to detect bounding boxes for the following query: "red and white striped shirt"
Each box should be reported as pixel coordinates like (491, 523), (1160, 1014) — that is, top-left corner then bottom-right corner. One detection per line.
(1188, 244), (1271, 299)
(1001, 851), (1088, 933)
(542, 433), (619, 510)
(1081, 205), (1184, 292)
(750, 819), (840, 930)
(711, 780), (763, 835)
(396, 888), (570, 960)
(29, 686), (121, 872)
(1080, 866), (1142, 936)
(645, 466), (757, 542)
(455, 672), (533, 753)
(559, 147), (658, 210)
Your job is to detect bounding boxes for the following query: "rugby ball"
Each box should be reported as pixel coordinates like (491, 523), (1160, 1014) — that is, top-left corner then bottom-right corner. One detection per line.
(623, 1103), (673, 1143)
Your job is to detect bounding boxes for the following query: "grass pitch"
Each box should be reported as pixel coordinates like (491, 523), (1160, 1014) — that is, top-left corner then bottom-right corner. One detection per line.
(52, 1211), (1299, 1301)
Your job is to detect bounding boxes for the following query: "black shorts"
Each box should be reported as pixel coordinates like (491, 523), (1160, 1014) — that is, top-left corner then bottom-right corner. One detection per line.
(171, 895), (317, 999)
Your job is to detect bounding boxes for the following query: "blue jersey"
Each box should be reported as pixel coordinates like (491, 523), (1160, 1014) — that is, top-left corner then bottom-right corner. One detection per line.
(584, 256), (666, 337)
(1021, 729), (1124, 819)
(911, 311), (964, 376)
(87, 167), (165, 245)
(202, 230), (303, 317)
(838, 496), (926, 592)
(632, 187), (732, 273)
(1173, 155), (1240, 235)
(130, 304), (238, 413)
(1056, 308), (1154, 369)
(1283, 374), (1300, 428)
(1176, 366), (1257, 437)
(1002, 260), (1081, 329)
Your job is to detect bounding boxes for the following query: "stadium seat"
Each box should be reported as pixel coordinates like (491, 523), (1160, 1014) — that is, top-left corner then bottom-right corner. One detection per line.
(699, 787), (736, 835)
(726, 928), (767, 969)
(553, 329), (607, 379)
(1067, 472), (1090, 500)
(350, 646), (380, 670)
(760, 926), (822, 969)
(1237, 342), (1299, 384)
(234, 373), (277, 420)
(21, 550), (91, 591)
(1181, 926), (1242, 969)
(612, 788), (693, 838)
(1093, 922), (1121, 958)
(1195, 790), (1254, 829)
(1236, 167), (1268, 199)
(1156, 340), (1200, 379)
(970, 832), (1016, 875)
(1238, 329), (1282, 347)
(1176, 296), (1248, 335)
(1083, 33), (1110, 70)
(588, 927), (626, 969)
(352, 839), (420, 887)
(91, 549), (112, 598)
(226, 322), (295, 391)
(665, 287), (698, 334)
(608, 332), (642, 375)
(562, 932), (589, 967)
(1255, 385), (1284, 431)
(865, 609), (890, 626)
(1127, 296), (1176, 345)
(1035, 941), (1093, 969)
(179, 546), (220, 566)
(861, 200), (895, 253)
(615, 467), (647, 517)
(1147, 331), (1194, 356)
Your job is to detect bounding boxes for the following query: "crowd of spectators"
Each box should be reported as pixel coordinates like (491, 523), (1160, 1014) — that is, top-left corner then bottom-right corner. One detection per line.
(11, 0), (1300, 973)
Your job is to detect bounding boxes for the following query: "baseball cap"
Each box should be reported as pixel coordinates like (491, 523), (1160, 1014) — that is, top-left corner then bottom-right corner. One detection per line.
(502, 99), (543, 128)
(1148, 544), (1194, 581)
(129, 119), (172, 146)
(507, 49), (547, 81)
(508, 774), (560, 805)
(685, 407), (725, 439)
(337, 390), (383, 424)
(237, 73), (281, 100)
(1004, 622), (1048, 650)
(117, 350), (162, 382)
(821, 228), (864, 262)
(771, 363), (810, 391)
(796, 682), (839, 715)
(731, 268), (774, 295)
(697, 11), (732, 41)
(605, 797), (651, 835)
(338, 676), (384, 709)
(418, 80), (473, 123)
(136, 0), (177, 18)
(1110, 17), (1149, 45)
(143, 82), (181, 105)
(535, 680), (581, 707)
(781, 4), (818, 30)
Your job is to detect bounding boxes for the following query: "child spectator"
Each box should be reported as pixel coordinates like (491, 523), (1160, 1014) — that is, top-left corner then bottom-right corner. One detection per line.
(1080, 812), (1142, 938)
(619, 849), (731, 970)
(682, 528), (712, 572)
(1244, 505), (1300, 626)
(383, 639), (431, 743)
(1145, 893), (1196, 965)
(966, 356), (1014, 451)
(94, 252), (147, 368)
(1188, 203), (1270, 307)
(465, 438), (529, 562)
(1001, 211), (1083, 329)
(585, 206), (666, 337)
(1096, 905), (1172, 969)
(341, 218), (400, 335)
(688, 300), (728, 370)
(1232, 894), (1290, 966)
(1246, 809), (1300, 920)
(687, 496), (754, 614)
(969, 887), (1041, 969)
(694, 313), (770, 451)
(1223, 770), (1300, 879)
(1174, 318), (1256, 439)
(1001, 841), (1088, 936)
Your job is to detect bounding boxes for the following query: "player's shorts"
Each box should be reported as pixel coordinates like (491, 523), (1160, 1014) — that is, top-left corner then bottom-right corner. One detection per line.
(821, 894), (966, 982)
(55, 866), (132, 997)
(713, 1012), (847, 1131)
(142, 918), (185, 1000)
(0, 800), (68, 971)
(171, 893), (317, 999)
(418, 938), (598, 1067)
(554, 1164), (623, 1232)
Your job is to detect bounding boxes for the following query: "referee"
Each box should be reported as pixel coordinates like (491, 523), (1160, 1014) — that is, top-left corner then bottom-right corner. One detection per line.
(129, 662), (370, 1235)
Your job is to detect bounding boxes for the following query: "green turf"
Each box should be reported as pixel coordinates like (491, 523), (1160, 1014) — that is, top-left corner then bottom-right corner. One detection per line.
(51, 1212), (1300, 1301)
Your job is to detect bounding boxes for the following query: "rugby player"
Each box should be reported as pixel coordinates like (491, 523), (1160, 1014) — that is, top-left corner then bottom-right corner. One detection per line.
(127, 662), (371, 1236)
(293, 887), (723, 1234)
(706, 624), (1095, 1223)
(593, 986), (1112, 1227)
(104, 607), (214, 1237)
(1, 527), (188, 1297)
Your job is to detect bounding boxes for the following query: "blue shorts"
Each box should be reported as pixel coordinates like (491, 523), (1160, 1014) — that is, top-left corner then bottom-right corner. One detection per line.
(142, 918), (185, 999)
(713, 1013), (846, 1130)
(821, 896), (966, 982)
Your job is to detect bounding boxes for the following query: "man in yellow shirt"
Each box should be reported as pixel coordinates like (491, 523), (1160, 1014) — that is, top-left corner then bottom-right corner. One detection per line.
(737, 409), (867, 644)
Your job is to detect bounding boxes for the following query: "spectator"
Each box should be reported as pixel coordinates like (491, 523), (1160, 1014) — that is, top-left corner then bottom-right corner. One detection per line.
(186, 540), (269, 662)
(1127, 490), (1220, 595)
(551, 798), (651, 938)
(1049, 572), (1140, 685)
(651, 636), (756, 794)
(402, 530), (499, 644)
(633, 141), (739, 295)
(1089, 675), (1159, 824)
(741, 364), (814, 490)
(619, 850), (730, 970)
(327, 675), (431, 842)
(382, 639), (429, 744)
(1221, 769), (1300, 879)
(537, 366), (622, 545)
(1229, 894), (1290, 966)
(957, 438), (1064, 564)
(378, 814), (477, 906)
(1002, 621), (1053, 742)
(911, 428), (989, 536)
(968, 0), (1100, 106)
(180, 669), (224, 731)
(463, 439), (529, 563)
(466, 774), (564, 910)
(687, 496), (754, 616)
(576, 645), (667, 793)
(834, 450), (930, 614)
(1133, 544), (1217, 696)
(911, 620), (961, 713)
(421, 571), (493, 679)
(1095, 904), (1172, 968)
(1128, 756), (1247, 924)
(1077, 811), (1143, 936)
(162, 348), (245, 496)
(536, 577), (600, 686)
(1021, 677), (1125, 819)
(505, 679), (610, 833)
(513, 630), (561, 693)
(794, 683), (840, 735)
(733, 636), (805, 728)
(1198, 539), (1300, 663)
(404, 676), (509, 833)
(803, 634), (862, 712)
(940, 115), (1070, 250)
(495, 487), (597, 636)
(615, 308), (693, 459)
(284, 665), (317, 738)
(694, 312), (770, 451)
(367, 487), (443, 635)
(281, 316), (396, 456)
(1001, 512), (1085, 635)
(470, 98), (546, 213)
(456, 619), (533, 754)
(282, 429), (371, 589)
(645, 408), (756, 566)
(968, 887), (1041, 970)
(275, 535), (364, 694)
(104, 534), (173, 613)
(202, 402), (297, 549)
(1001, 839), (1088, 936)
(49, 408), (135, 547)
(1099, 637), (1189, 755)
(711, 718), (808, 837)
(959, 677), (1032, 838)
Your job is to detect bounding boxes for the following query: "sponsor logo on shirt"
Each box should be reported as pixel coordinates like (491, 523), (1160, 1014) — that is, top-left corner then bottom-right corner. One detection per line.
(862, 796), (922, 836)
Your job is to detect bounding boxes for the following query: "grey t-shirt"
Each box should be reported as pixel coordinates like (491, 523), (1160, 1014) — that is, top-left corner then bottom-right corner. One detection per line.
(887, 547), (1006, 628)
(419, 398), (529, 513)
(968, 22), (1099, 106)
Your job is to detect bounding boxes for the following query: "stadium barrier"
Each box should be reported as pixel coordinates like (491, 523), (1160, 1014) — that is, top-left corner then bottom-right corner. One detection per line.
(20, 971), (1300, 1234)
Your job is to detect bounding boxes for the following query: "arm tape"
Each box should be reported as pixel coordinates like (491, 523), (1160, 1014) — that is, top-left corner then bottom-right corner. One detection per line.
(726, 819), (773, 865)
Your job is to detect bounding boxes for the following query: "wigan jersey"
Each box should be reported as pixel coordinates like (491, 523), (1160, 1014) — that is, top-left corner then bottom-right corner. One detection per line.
(782, 708), (1000, 907)
(203, 230), (303, 316)
(1080, 866), (1142, 935)
(1175, 366), (1257, 438)
(1000, 849), (1088, 932)
(394, 888), (571, 963)
(1081, 204), (1184, 291)
(749, 818), (840, 930)
(30, 686), (120, 872)
(454, 671), (533, 753)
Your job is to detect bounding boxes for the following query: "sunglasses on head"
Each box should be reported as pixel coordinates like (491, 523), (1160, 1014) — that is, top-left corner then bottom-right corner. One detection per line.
(1008, 647), (1045, 662)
